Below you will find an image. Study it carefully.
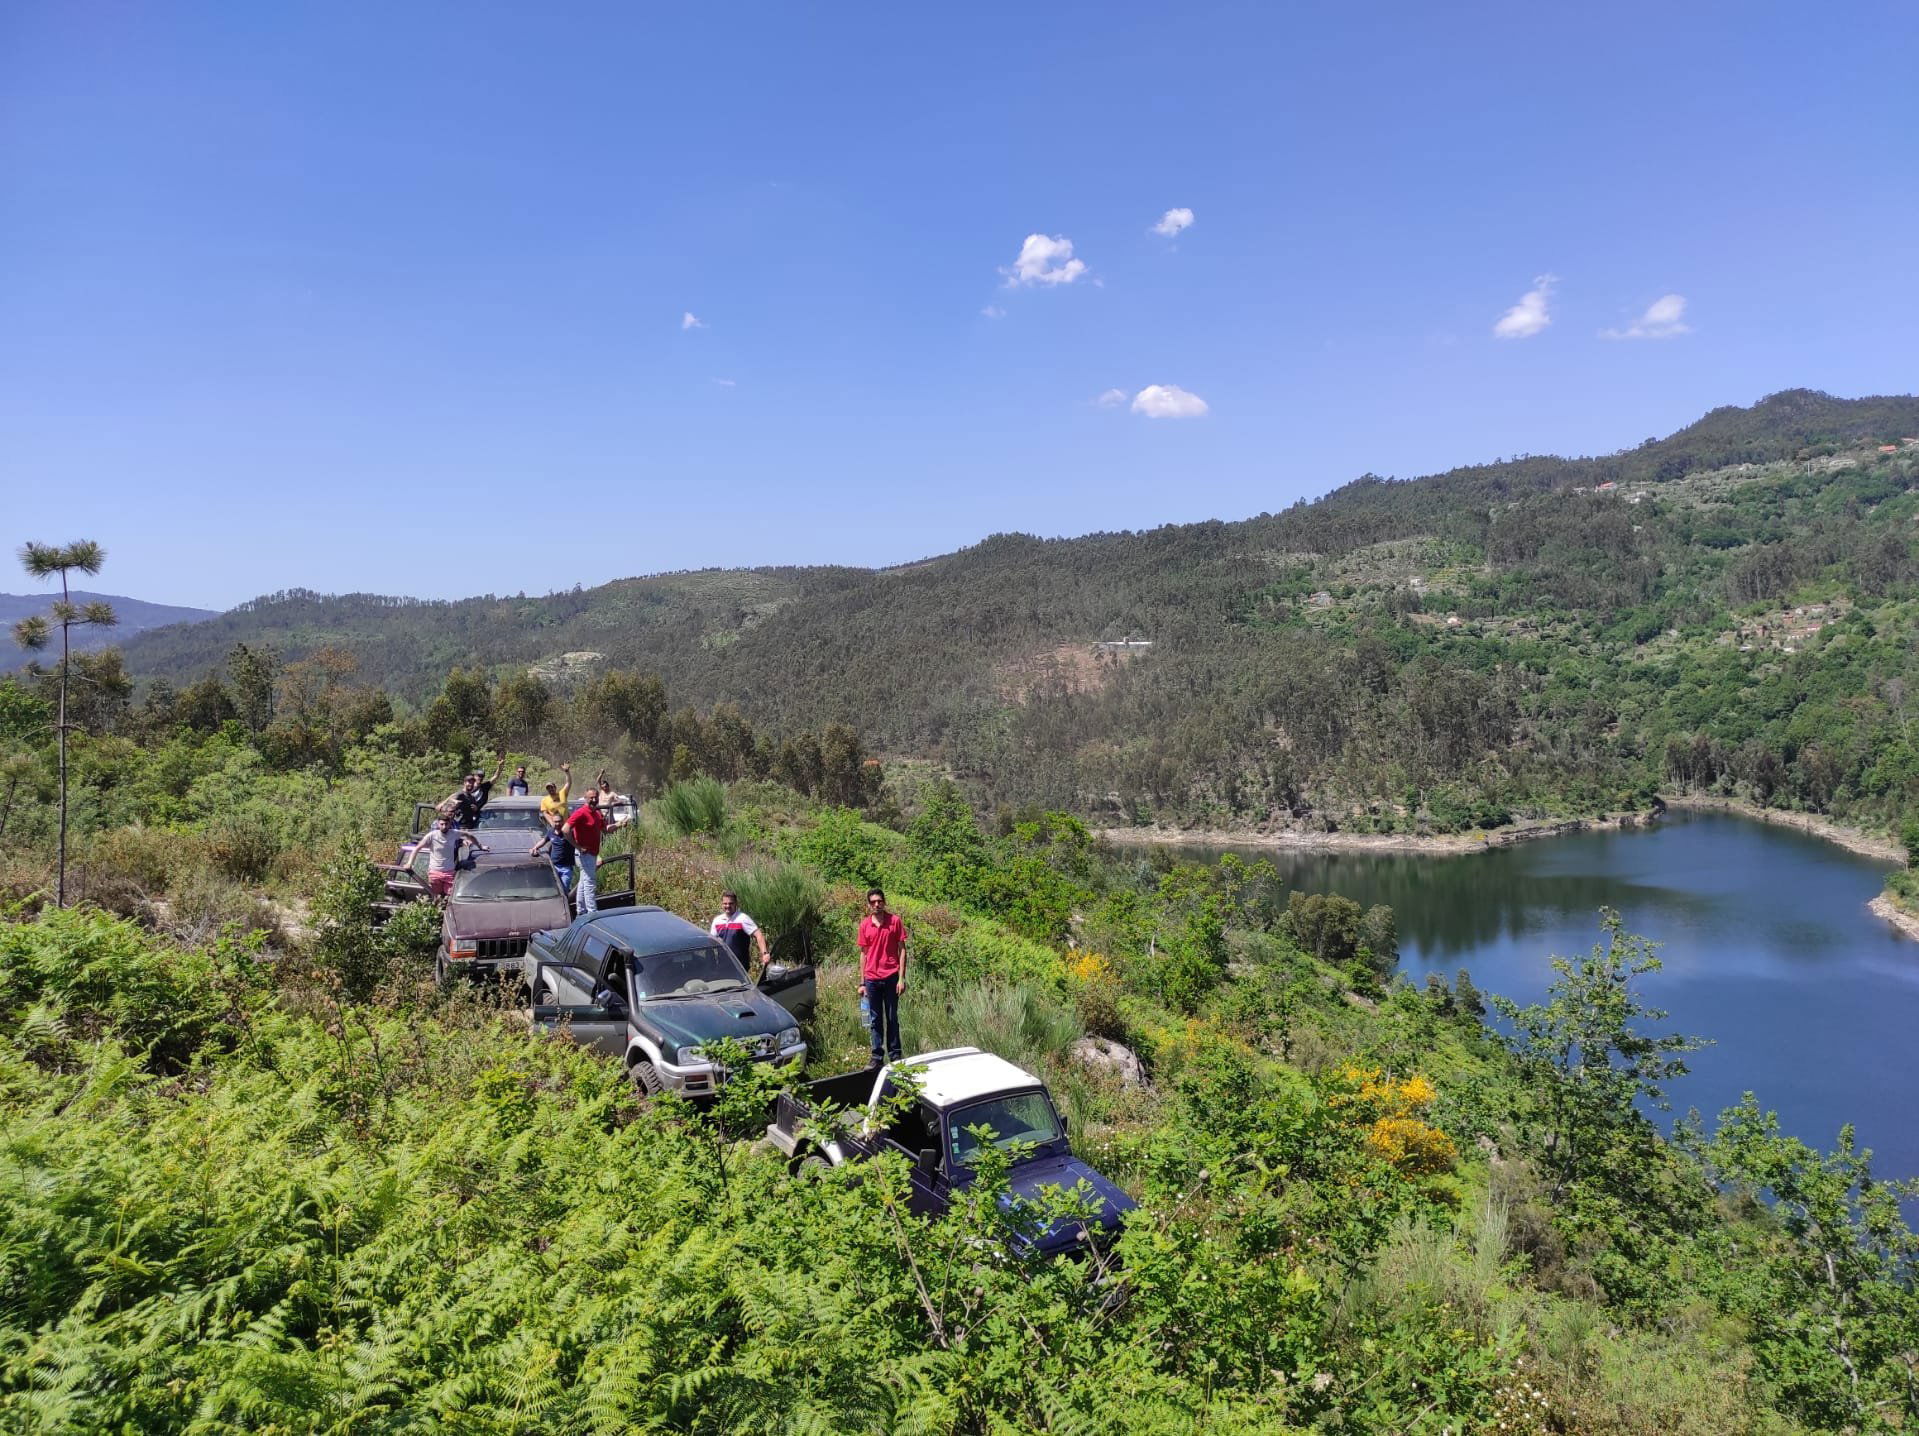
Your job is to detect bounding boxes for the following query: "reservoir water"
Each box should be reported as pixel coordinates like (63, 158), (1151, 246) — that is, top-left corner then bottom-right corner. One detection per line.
(1196, 810), (1917, 1185)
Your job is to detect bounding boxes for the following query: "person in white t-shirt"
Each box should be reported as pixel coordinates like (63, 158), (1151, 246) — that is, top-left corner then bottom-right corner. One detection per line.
(710, 891), (771, 973)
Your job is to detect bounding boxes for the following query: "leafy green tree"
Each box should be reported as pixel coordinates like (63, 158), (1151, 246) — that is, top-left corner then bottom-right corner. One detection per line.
(1493, 909), (1706, 1200)
(1286, 890), (1362, 966)
(1703, 1097), (1919, 1429)
(12, 540), (116, 906)
(225, 642), (279, 734)
(422, 666), (492, 768)
(905, 779), (989, 906)
(491, 669), (551, 746)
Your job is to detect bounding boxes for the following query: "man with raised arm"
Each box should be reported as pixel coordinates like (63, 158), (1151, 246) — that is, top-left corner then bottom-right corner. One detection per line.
(447, 751), (505, 830)
(562, 786), (607, 913)
(540, 762), (572, 825)
(422, 812), (488, 899)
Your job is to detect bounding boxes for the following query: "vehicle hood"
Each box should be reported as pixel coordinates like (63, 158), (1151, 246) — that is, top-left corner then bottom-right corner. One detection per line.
(635, 990), (797, 1051)
(998, 1152), (1138, 1257)
(446, 896), (571, 939)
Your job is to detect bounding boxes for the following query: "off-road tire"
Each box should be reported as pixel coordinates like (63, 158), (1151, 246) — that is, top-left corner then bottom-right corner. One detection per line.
(797, 1154), (831, 1181)
(629, 1060), (664, 1097)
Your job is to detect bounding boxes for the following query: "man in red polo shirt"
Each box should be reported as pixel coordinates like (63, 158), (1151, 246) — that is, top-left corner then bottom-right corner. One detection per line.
(562, 789), (608, 913)
(856, 887), (907, 1066)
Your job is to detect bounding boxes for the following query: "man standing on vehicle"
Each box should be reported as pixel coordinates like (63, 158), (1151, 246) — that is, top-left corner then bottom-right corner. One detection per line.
(540, 762), (572, 825)
(562, 788), (607, 913)
(710, 890), (772, 973)
(507, 763), (530, 796)
(448, 751), (505, 829)
(423, 813), (487, 899)
(857, 887), (906, 1066)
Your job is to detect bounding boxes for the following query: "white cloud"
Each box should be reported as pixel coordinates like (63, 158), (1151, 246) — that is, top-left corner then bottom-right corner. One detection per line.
(1003, 233), (1087, 287)
(981, 304), (1006, 319)
(1492, 274), (1557, 339)
(1095, 388), (1129, 408)
(711, 377), (736, 387)
(1130, 384), (1209, 419)
(1601, 293), (1691, 340)
(681, 311), (705, 331)
(1152, 207), (1194, 237)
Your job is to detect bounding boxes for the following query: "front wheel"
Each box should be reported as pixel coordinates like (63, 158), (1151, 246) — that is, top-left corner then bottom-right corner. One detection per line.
(796, 1154), (831, 1181)
(629, 1060), (663, 1097)
(434, 953), (452, 992)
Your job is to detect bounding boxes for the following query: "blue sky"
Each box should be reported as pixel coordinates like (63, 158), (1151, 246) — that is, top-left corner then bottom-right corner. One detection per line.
(4, 1), (1916, 609)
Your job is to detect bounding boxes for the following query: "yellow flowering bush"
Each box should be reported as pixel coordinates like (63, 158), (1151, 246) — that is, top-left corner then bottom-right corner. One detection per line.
(1065, 950), (1111, 983)
(1329, 1065), (1457, 1178)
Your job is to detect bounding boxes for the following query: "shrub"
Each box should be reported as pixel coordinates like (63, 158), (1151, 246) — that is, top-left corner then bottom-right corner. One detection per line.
(657, 776), (728, 836)
(205, 808), (282, 883)
(787, 806), (898, 887)
(86, 824), (193, 895)
(0, 906), (268, 1073)
(902, 904), (1063, 988)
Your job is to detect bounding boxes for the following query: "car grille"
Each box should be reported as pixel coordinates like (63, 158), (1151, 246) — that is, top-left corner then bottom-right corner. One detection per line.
(749, 1034), (778, 1058)
(474, 937), (529, 962)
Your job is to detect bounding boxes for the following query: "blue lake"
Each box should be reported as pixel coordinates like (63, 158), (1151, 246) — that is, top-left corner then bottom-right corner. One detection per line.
(1198, 810), (1917, 1184)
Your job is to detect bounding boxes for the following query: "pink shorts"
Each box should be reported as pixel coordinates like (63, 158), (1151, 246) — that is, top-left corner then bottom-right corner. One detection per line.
(427, 869), (455, 897)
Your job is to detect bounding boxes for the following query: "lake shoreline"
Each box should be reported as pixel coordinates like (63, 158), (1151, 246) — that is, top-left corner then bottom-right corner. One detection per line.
(1658, 795), (1904, 863)
(1099, 795), (1906, 863)
(1870, 895), (1919, 942)
(1095, 810), (1654, 856)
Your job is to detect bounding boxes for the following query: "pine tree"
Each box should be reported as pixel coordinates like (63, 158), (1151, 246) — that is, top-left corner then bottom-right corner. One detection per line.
(12, 540), (116, 907)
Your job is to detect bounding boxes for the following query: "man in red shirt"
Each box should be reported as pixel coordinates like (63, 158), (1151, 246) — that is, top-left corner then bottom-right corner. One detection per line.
(562, 790), (608, 913)
(856, 887), (907, 1066)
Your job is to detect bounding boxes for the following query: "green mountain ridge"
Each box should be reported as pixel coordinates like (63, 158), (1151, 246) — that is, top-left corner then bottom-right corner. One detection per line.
(117, 388), (1919, 832)
(0, 590), (217, 673)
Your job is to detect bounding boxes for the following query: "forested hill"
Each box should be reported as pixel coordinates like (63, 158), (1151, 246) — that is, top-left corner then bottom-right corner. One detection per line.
(120, 388), (1919, 832)
(0, 591), (215, 672)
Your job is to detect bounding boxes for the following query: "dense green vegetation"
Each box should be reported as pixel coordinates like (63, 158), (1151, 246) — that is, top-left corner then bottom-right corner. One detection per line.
(1, 687), (1915, 1429)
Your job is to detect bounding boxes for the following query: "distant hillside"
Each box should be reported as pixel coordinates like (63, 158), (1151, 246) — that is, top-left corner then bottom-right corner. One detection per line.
(2, 591), (217, 672)
(116, 388), (1919, 830)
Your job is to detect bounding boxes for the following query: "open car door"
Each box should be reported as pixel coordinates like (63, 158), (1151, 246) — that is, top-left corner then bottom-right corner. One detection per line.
(372, 847), (433, 923)
(523, 935), (628, 1060)
(758, 961), (817, 1019)
(411, 801), (441, 838)
(594, 853), (637, 911)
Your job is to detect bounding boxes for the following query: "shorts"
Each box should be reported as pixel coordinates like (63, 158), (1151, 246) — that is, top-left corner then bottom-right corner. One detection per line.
(427, 869), (455, 898)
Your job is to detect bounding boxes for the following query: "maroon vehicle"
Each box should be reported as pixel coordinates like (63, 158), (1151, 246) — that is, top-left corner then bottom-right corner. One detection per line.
(378, 845), (637, 987)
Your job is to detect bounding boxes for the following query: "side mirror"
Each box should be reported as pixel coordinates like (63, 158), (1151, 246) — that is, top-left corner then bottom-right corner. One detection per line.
(915, 1148), (938, 1176)
(1059, 1115), (1070, 1138)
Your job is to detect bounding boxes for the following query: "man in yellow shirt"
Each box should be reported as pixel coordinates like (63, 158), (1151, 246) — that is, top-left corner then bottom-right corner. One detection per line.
(540, 762), (572, 824)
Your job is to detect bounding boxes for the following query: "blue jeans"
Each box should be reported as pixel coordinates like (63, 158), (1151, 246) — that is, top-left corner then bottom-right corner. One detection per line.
(576, 851), (599, 912)
(863, 975), (902, 1063)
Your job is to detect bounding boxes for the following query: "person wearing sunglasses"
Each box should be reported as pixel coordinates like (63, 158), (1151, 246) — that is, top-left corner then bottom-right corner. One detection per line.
(856, 887), (907, 1067)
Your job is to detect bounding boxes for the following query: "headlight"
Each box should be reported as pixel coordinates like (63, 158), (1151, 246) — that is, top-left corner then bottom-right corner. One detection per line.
(676, 1044), (706, 1065)
(777, 1027), (801, 1050)
(450, 939), (477, 958)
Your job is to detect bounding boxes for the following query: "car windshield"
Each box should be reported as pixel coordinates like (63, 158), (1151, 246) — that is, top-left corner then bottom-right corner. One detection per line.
(948, 1091), (1063, 1167)
(453, 864), (563, 901)
(474, 806), (548, 833)
(631, 945), (749, 999)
